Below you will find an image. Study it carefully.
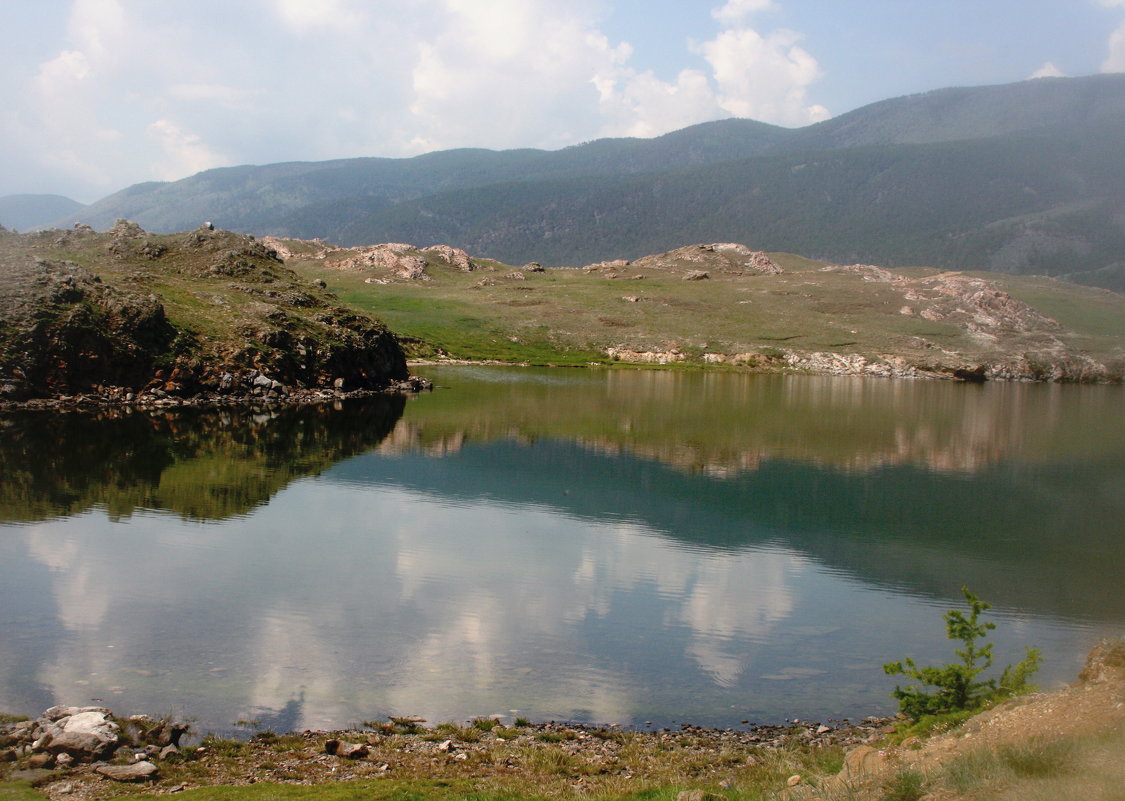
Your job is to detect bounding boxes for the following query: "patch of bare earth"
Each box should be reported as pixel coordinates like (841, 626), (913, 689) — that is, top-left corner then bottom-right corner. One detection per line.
(784, 639), (1125, 800)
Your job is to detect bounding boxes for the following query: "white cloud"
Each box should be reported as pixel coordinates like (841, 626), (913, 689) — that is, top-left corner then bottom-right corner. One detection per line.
(593, 2), (830, 139)
(66, 0), (127, 65)
(166, 83), (255, 111)
(406, 0), (633, 152)
(1105, 20), (1125, 71)
(594, 68), (722, 138)
(712, 0), (774, 25)
(146, 119), (224, 180)
(37, 49), (91, 83)
(700, 27), (830, 125)
(1029, 61), (1067, 79)
(273, 0), (366, 34)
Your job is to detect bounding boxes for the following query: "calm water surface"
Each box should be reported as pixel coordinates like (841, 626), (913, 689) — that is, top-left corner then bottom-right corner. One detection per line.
(0, 367), (1122, 734)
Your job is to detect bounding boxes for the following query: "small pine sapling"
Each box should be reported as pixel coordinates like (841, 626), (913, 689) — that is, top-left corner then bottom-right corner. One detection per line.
(884, 587), (1041, 718)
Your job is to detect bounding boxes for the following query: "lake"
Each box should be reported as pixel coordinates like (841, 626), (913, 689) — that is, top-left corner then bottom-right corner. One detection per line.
(1, 366), (1122, 736)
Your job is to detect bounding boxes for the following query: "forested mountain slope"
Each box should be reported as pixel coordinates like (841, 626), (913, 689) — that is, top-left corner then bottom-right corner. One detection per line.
(50, 74), (1125, 290)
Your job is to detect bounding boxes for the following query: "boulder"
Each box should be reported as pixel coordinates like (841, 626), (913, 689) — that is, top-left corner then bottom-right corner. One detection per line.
(324, 739), (369, 759)
(95, 761), (159, 781)
(35, 708), (119, 761)
(841, 744), (884, 779)
(27, 752), (54, 769)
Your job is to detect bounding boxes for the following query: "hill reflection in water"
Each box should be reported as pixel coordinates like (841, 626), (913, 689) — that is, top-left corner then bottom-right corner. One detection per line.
(0, 368), (1121, 733)
(0, 396), (406, 523)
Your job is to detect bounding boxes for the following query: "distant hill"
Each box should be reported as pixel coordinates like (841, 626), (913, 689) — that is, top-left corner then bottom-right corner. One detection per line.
(53, 74), (1125, 291)
(788, 73), (1125, 149)
(0, 194), (85, 231)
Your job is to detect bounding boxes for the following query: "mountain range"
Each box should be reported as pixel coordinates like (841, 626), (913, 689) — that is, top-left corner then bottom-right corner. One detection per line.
(5, 73), (1125, 290)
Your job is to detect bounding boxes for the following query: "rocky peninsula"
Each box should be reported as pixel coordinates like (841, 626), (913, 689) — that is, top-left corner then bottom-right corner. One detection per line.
(0, 222), (424, 410)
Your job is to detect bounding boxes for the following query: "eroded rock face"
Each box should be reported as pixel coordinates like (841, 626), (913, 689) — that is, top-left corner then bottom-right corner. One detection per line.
(0, 258), (176, 398)
(605, 347), (685, 364)
(0, 228), (410, 401)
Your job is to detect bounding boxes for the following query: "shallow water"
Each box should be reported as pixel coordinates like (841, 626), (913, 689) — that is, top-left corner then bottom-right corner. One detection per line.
(1, 367), (1122, 734)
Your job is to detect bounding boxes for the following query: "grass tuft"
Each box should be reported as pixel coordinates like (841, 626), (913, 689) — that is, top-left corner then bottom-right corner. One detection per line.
(880, 768), (928, 801)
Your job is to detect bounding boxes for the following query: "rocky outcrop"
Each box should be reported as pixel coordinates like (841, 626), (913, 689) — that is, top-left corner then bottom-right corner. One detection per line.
(906, 273), (1061, 335)
(605, 347), (685, 364)
(330, 243), (429, 280)
(422, 244), (474, 271)
(632, 243), (784, 275)
(1078, 637), (1125, 684)
(0, 224), (411, 403)
(264, 238), (476, 279)
(0, 707), (191, 786)
(0, 258), (176, 398)
(823, 266), (1062, 338)
(584, 259), (630, 271)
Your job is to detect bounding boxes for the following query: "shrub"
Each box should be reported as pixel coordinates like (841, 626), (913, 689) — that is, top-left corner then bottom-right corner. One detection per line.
(884, 587), (1041, 718)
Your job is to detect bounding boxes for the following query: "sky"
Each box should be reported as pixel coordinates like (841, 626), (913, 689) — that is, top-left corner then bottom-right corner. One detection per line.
(1, 0), (1124, 203)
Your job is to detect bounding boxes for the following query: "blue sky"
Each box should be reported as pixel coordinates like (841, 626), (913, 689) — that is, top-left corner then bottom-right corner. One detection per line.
(2, 0), (1123, 203)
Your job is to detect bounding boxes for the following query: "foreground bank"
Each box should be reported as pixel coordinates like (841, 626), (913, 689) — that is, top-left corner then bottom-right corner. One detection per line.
(2, 641), (1122, 801)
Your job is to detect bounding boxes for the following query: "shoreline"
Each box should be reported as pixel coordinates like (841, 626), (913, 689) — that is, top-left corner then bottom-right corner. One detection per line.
(1, 709), (897, 800)
(0, 377), (433, 414)
(410, 354), (1125, 384)
(3, 354), (1122, 414)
